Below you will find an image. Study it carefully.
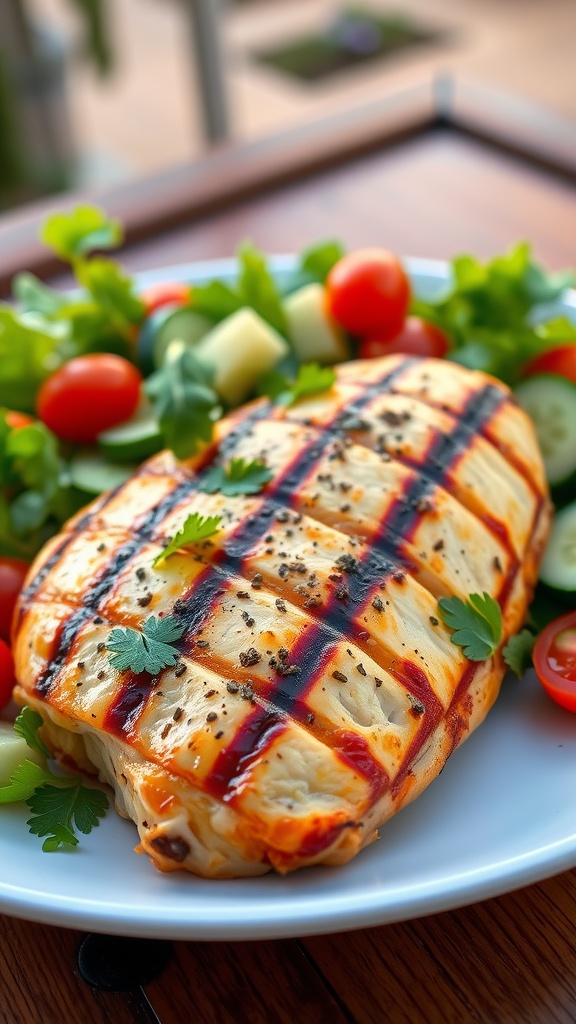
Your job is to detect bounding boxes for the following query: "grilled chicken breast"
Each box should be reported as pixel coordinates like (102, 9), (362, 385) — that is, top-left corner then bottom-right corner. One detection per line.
(13, 356), (550, 877)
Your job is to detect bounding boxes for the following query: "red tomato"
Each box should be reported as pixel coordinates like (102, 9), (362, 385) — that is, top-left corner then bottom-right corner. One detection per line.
(5, 411), (34, 430)
(359, 317), (449, 360)
(327, 248), (411, 339)
(0, 637), (16, 710)
(0, 558), (29, 644)
(533, 612), (576, 712)
(140, 281), (190, 316)
(522, 345), (576, 383)
(37, 355), (142, 445)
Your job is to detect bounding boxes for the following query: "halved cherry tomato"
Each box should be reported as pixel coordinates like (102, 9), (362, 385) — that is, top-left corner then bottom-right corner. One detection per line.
(326, 248), (411, 340)
(36, 354), (142, 445)
(359, 317), (449, 360)
(0, 558), (29, 643)
(533, 611), (576, 712)
(140, 281), (190, 316)
(5, 411), (34, 430)
(522, 345), (576, 383)
(0, 637), (16, 710)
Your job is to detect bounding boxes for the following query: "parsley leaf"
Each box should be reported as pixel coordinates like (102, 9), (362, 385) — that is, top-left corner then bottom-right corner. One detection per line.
(438, 592), (502, 661)
(200, 458), (273, 497)
(154, 512), (222, 565)
(144, 341), (221, 459)
(502, 629), (536, 678)
(237, 242), (288, 337)
(0, 759), (53, 804)
(299, 240), (345, 283)
(188, 280), (244, 322)
(26, 781), (109, 852)
(107, 614), (185, 674)
(261, 362), (336, 407)
(77, 257), (145, 327)
(14, 707), (51, 760)
(41, 205), (122, 263)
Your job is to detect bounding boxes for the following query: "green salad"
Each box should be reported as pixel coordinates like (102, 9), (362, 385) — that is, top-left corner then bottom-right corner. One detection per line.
(1, 203), (576, 852)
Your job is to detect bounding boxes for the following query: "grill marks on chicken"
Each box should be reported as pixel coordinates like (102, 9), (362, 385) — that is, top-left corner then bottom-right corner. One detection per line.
(13, 356), (550, 876)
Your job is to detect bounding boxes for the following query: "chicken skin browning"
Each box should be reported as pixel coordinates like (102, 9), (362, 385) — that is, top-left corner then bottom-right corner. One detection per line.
(13, 356), (551, 877)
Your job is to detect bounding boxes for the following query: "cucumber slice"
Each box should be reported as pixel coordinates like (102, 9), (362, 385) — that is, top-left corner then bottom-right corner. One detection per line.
(0, 723), (43, 787)
(137, 305), (211, 374)
(98, 402), (163, 462)
(514, 374), (576, 485)
(153, 307), (212, 368)
(540, 500), (576, 591)
(69, 451), (137, 497)
(284, 283), (349, 364)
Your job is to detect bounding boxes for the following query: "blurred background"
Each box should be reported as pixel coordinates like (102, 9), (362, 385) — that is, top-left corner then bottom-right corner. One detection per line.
(1, 0), (575, 211)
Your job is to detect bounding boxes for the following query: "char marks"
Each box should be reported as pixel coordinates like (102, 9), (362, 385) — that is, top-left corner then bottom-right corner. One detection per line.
(29, 357), (528, 824)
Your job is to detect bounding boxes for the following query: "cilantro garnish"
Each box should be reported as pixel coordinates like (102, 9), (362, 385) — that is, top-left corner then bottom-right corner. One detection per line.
(144, 341), (220, 459)
(200, 458), (273, 497)
(13, 707), (51, 759)
(261, 363), (336, 408)
(237, 241), (288, 337)
(26, 780), (109, 852)
(153, 512), (222, 565)
(0, 760), (51, 805)
(107, 614), (185, 674)
(0, 708), (109, 851)
(437, 592), (502, 661)
(502, 629), (536, 678)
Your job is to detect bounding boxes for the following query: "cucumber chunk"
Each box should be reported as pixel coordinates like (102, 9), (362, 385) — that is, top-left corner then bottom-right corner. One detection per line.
(514, 374), (576, 485)
(540, 500), (576, 591)
(195, 308), (288, 406)
(70, 451), (137, 497)
(98, 401), (162, 462)
(0, 723), (43, 787)
(137, 305), (212, 374)
(284, 283), (349, 364)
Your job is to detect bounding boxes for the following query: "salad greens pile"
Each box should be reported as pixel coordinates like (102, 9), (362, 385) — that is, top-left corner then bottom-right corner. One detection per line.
(0, 206), (572, 565)
(0, 205), (572, 571)
(413, 242), (575, 385)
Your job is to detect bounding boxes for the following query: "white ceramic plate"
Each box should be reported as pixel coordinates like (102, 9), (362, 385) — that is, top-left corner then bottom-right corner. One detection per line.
(1, 257), (575, 941)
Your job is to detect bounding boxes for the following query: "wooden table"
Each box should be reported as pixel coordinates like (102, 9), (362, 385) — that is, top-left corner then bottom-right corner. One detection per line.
(1, 78), (576, 1024)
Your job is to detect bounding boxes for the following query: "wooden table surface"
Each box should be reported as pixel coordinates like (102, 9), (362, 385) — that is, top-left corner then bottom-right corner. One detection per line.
(1, 81), (576, 1024)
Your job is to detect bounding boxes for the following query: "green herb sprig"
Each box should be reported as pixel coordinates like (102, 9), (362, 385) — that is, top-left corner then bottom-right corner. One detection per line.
(0, 708), (109, 852)
(502, 629), (536, 678)
(200, 458), (273, 497)
(438, 592), (502, 661)
(261, 363), (336, 408)
(107, 614), (185, 674)
(153, 512), (222, 566)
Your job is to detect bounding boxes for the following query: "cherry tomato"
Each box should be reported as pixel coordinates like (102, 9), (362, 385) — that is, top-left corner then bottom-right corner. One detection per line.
(533, 611), (576, 712)
(5, 411), (34, 430)
(359, 317), (449, 360)
(140, 281), (190, 316)
(327, 248), (411, 340)
(0, 637), (16, 710)
(0, 558), (29, 643)
(522, 345), (576, 383)
(37, 355), (142, 445)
